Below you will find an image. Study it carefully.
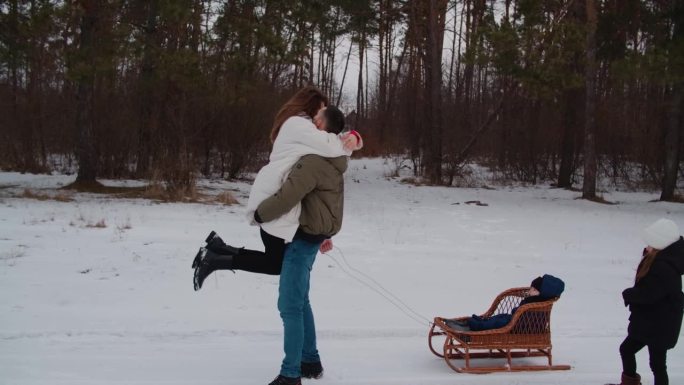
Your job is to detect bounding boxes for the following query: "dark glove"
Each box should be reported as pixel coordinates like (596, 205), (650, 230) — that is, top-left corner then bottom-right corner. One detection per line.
(622, 288), (632, 307)
(254, 210), (264, 224)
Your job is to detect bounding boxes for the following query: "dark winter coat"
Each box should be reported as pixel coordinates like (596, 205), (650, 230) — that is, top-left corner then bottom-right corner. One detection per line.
(623, 237), (684, 350)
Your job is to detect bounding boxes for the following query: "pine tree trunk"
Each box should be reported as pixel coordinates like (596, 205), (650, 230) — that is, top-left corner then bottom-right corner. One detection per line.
(557, 0), (586, 188)
(557, 87), (582, 188)
(309, 27), (315, 84)
(661, 83), (683, 201)
(74, 0), (98, 183)
(453, 0), (466, 105)
(136, 0), (159, 178)
(24, 0), (42, 172)
(582, 0), (598, 199)
(660, 4), (683, 201)
(446, 5), (457, 102)
(355, 33), (365, 128)
(336, 42), (353, 106)
(423, 0), (447, 184)
(378, 0), (387, 142)
(364, 47), (369, 119)
(8, 0), (21, 169)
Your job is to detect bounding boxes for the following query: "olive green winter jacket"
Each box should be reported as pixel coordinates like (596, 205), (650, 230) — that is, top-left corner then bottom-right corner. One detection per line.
(256, 154), (347, 239)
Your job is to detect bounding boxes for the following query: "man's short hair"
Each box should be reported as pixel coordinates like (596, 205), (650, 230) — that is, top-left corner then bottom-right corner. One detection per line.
(324, 106), (346, 135)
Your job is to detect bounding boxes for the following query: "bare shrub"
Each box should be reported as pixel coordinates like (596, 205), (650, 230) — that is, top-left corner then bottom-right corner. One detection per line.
(19, 189), (49, 201)
(215, 191), (239, 205)
(0, 248), (25, 261)
(400, 176), (428, 186)
(18, 188), (73, 202)
(86, 219), (107, 228)
(145, 158), (199, 202)
(117, 222), (132, 231)
(383, 156), (410, 179)
(53, 192), (73, 202)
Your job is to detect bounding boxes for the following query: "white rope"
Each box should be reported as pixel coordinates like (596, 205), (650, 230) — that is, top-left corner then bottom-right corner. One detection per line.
(323, 246), (433, 327)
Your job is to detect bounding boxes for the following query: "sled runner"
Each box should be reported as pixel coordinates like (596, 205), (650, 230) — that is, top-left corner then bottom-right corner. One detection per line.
(428, 287), (571, 374)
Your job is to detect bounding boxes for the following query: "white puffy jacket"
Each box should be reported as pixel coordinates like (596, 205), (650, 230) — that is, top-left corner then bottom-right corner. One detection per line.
(245, 115), (351, 242)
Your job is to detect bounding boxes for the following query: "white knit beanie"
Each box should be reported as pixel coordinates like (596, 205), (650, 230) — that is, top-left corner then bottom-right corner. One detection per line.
(642, 218), (681, 250)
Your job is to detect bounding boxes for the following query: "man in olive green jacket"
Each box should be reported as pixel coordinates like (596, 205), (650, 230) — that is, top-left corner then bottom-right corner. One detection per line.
(256, 154), (347, 242)
(254, 153), (348, 385)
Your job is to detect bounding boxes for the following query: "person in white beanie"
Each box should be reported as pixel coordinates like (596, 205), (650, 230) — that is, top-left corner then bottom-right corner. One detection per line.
(608, 218), (684, 385)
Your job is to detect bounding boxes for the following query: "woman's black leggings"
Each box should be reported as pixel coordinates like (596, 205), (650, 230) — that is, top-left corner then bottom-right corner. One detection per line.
(231, 228), (286, 275)
(620, 335), (668, 385)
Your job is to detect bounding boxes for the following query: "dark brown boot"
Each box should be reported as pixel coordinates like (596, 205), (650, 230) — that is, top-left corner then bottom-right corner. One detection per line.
(606, 372), (641, 385)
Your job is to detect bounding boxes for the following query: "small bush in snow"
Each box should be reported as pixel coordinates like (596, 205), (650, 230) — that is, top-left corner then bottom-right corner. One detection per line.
(0, 248), (25, 261)
(19, 189), (49, 201)
(117, 222), (132, 231)
(86, 219), (107, 229)
(53, 192), (73, 202)
(17, 188), (73, 202)
(215, 191), (239, 206)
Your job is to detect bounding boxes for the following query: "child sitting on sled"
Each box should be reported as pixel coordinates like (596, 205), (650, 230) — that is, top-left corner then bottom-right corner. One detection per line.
(445, 274), (565, 331)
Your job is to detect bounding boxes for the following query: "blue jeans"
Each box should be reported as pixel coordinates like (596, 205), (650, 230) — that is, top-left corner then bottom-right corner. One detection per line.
(278, 238), (322, 378)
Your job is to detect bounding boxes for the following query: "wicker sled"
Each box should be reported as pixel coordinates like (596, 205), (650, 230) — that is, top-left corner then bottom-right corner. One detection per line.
(428, 287), (571, 374)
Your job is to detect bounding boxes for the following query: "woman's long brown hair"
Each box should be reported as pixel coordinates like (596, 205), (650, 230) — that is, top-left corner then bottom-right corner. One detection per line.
(635, 248), (659, 283)
(270, 86), (329, 143)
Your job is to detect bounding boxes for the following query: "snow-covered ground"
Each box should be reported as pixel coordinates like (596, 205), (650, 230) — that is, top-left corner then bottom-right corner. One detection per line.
(1, 158), (683, 385)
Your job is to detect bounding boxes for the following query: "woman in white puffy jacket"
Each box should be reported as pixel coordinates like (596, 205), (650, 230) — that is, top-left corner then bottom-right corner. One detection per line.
(193, 86), (361, 290)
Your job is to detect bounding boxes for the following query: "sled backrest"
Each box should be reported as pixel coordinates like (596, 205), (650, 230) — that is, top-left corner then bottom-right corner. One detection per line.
(509, 299), (557, 336)
(483, 287), (530, 317)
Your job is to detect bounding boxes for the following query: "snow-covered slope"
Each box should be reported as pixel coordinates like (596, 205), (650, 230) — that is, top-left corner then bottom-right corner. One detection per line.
(1, 158), (682, 384)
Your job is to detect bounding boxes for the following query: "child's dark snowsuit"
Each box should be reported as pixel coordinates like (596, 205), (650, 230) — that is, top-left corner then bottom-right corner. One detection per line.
(467, 275), (564, 331)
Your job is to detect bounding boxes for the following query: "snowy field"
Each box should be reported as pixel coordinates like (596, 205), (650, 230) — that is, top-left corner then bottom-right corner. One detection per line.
(1, 157), (683, 385)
